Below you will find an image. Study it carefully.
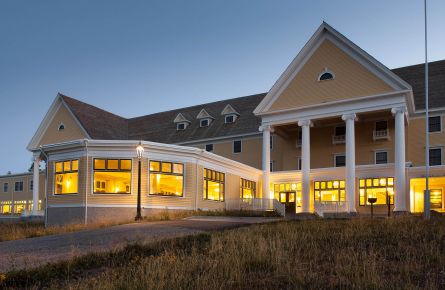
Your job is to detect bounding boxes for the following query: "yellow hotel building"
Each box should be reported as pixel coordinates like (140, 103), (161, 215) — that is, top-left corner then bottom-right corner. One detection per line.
(3, 23), (445, 225)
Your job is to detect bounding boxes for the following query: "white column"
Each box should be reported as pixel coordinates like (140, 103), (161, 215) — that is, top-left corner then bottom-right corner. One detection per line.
(392, 107), (407, 212)
(260, 125), (272, 199)
(342, 113), (357, 213)
(298, 120), (312, 213)
(32, 156), (40, 215)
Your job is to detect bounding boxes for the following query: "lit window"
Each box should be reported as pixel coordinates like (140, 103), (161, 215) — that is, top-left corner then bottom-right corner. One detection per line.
(200, 119), (210, 127)
(149, 161), (184, 197)
(314, 180), (345, 202)
(225, 115), (235, 124)
(93, 158), (131, 194)
(375, 151), (388, 164)
(205, 144), (214, 152)
(14, 181), (24, 192)
(429, 148), (442, 166)
(233, 140), (242, 153)
(240, 178), (256, 199)
(3, 183), (8, 193)
(1, 201), (12, 214)
(430, 189), (443, 209)
(334, 154), (345, 167)
(359, 177), (394, 206)
(274, 183), (302, 207)
(429, 116), (441, 133)
(203, 168), (225, 201)
(55, 160), (79, 194)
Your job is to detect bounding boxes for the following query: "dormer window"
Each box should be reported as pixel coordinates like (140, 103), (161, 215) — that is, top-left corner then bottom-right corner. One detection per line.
(200, 118), (210, 127)
(174, 113), (191, 131)
(58, 123), (65, 131)
(225, 115), (235, 124)
(176, 122), (187, 131)
(318, 68), (335, 82)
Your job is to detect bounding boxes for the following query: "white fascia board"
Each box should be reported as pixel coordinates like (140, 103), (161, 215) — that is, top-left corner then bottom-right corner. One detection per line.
(260, 92), (407, 127)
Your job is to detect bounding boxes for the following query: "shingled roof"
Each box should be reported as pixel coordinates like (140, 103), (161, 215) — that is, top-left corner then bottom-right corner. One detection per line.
(392, 59), (445, 110)
(60, 60), (445, 143)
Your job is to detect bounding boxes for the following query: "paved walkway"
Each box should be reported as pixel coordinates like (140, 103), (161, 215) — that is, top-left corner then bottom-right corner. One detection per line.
(0, 216), (280, 272)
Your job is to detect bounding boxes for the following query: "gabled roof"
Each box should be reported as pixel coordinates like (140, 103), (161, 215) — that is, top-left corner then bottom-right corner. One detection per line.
(60, 94), (128, 140)
(254, 22), (414, 115)
(196, 109), (214, 120)
(173, 113), (191, 124)
(392, 60), (445, 110)
(221, 104), (240, 116)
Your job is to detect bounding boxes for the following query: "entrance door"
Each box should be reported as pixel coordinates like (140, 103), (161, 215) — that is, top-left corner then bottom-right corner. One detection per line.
(279, 191), (296, 213)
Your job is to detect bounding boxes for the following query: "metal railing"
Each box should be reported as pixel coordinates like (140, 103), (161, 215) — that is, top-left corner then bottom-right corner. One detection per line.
(332, 135), (345, 144)
(314, 201), (348, 217)
(373, 129), (389, 140)
(225, 198), (285, 217)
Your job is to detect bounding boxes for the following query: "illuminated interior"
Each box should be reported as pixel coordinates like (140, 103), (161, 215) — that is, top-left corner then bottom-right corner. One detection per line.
(149, 161), (184, 196)
(359, 177), (394, 206)
(94, 159), (132, 194)
(410, 177), (445, 213)
(273, 183), (302, 207)
(203, 168), (225, 201)
(314, 180), (345, 202)
(240, 178), (256, 199)
(55, 159), (79, 194)
(1, 201), (12, 214)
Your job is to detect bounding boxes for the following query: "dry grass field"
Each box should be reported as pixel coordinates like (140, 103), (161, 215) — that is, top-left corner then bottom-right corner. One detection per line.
(2, 216), (445, 289)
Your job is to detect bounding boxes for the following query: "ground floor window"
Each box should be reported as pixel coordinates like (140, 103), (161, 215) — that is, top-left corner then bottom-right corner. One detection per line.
(55, 159), (79, 194)
(359, 177), (394, 206)
(149, 161), (184, 196)
(410, 177), (445, 212)
(314, 180), (345, 202)
(240, 178), (256, 199)
(1, 201), (12, 214)
(273, 183), (302, 207)
(203, 168), (225, 201)
(93, 159), (132, 194)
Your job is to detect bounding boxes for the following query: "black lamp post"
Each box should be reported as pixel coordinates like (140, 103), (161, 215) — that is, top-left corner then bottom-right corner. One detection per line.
(368, 197), (377, 219)
(135, 141), (144, 221)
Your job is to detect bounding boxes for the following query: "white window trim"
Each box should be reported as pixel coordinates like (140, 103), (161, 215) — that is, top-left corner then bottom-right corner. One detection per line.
(224, 114), (236, 124)
(374, 150), (389, 165)
(333, 153), (345, 167)
(200, 118), (211, 128)
(296, 156), (301, 170)
(233, 140), (242, 154)
(176, 122), (187, 131)
(147, 159), (186, 198)
(317, 68), (335, 82)
(429, 146), (443, 166)
(14, 180), (24, 192)
(428, 115), (442, 134)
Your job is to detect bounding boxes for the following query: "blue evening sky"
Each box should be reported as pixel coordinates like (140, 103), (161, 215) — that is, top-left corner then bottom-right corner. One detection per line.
(0, 0), (444, 174)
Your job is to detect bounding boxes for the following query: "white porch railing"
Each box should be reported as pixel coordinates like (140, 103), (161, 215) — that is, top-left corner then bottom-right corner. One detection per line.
(226, 198), (285, 217)
(314, 201), (348, 217)
(332, 135), (345, 144)
(373, 129), (389, 140)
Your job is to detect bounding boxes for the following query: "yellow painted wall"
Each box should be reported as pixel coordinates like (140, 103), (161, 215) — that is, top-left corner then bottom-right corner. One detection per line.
(38, 103), (87, 147)
(268, 40), (393, 112)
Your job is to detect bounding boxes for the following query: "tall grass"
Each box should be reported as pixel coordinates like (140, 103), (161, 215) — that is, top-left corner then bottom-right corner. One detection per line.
(2, 216), (445, 289)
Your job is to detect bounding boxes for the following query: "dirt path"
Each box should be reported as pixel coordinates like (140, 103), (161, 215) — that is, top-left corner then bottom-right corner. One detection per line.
(0, 216), (279, 272)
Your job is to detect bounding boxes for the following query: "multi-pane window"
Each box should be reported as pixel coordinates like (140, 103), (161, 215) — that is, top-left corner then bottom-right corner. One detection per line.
(200, 119), (210, 127)
(3, 183), (8, 193)
(149, 161), (184, 196)
(314, 180), (346, 202)
(375, 151), (388, 164)
(14, 181), (24, 192)
(429, 116), (441, 133)
(274, 183), (302, 207)
(375, 121), (388, 131)
(359, 177), (394, 206)
(205, 144), (214, 152)
(429, 148), (442, 166)
(203, 168), (225, 201)
(225, 115), (235, 124)
(93, 159), (132, 194)
(55, 160), (79, 194)
(176, 123), (186, 130)
(334, 154), (345, 167)
(240, 178), (256, 199)
(233, 140), (242, 153)
(430, 189), (443, 209)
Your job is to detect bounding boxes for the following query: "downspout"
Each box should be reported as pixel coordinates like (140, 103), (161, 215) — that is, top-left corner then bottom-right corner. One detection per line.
(84, 139), (89, 225)
(39, 146), (49, 227)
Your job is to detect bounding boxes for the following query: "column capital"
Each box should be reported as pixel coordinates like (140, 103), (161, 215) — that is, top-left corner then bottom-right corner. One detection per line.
(297, 120), (312, 127)
(341, 113), (357, 121)
(391, 107), (407, 115)
(259, 124), (274, 133)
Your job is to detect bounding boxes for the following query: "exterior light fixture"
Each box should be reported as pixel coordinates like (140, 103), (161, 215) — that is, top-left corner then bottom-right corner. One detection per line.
(368, 196), (377, 219)
(135, 140), (144, 221)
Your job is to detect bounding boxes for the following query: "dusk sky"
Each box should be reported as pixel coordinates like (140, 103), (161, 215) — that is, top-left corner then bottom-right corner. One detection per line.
(0, 0), (444, 174)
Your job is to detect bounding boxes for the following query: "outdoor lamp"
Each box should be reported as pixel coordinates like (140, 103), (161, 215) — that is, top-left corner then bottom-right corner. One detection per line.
(135, 140), (144, 221)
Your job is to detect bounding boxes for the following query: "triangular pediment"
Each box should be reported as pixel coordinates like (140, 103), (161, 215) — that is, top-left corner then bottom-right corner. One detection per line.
(173, 113), (191, 123)
(221, 104), (240, 116)
(196, 109), (214, 119)
(254, 22), (413, 115)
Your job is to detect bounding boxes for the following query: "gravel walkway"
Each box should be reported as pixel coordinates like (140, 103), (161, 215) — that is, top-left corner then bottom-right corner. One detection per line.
(0, 216), (279, 272)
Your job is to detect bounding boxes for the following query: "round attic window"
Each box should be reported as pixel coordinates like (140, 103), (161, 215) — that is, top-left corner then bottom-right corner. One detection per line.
(58, 123), (65, 131)
(318, 68), (335, 81)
